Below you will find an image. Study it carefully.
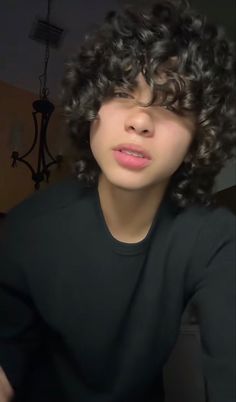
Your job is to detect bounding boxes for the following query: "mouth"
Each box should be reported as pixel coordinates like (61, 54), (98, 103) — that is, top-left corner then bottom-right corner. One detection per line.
(113, 144), (151, 160)
(112, 143), (151, 170)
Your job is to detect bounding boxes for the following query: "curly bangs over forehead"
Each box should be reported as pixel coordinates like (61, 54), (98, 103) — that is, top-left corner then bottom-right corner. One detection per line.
(61, 0), (236, 208)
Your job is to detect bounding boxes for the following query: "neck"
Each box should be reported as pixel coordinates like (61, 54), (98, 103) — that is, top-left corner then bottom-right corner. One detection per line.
(98, 175), (168, 243)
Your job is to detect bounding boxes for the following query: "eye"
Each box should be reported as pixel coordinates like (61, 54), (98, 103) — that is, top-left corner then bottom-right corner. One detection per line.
(113, 91), (133, 99)
(162, 104), (177, 113)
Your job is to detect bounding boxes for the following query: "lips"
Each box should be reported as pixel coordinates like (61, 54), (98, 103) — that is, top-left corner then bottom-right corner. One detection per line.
(113, 143), (151, 160)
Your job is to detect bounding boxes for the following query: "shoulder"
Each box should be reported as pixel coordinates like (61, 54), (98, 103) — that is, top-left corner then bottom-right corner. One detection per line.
(191, 204), (236, 257)
(1, 176), (96, 259)
(175, 202), (235, 237)
(180, 204), (236, 296)
(6, 176), (87, 225)
(166, 202), (235, 270)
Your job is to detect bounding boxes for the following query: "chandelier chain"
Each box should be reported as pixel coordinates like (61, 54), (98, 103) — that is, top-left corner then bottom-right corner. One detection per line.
(39, 0), (52, 99)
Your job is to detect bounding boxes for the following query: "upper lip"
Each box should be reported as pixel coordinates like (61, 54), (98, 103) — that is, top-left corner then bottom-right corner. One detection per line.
(113, 143), (151, 159)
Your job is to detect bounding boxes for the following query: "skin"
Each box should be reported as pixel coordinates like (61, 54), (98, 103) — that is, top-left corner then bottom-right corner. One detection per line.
(90, 73), (195, 243)
(0, 367), (14, 402)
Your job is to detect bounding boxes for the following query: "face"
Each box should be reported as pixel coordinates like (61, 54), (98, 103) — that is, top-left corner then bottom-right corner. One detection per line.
(89, 74), (195, 192)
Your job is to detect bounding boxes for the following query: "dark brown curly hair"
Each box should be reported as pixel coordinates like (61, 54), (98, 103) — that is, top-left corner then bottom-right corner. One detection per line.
(60, 0), (236, 208)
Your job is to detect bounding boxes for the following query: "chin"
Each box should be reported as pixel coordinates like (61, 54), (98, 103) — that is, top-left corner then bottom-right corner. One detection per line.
(102, 171), (160, 192)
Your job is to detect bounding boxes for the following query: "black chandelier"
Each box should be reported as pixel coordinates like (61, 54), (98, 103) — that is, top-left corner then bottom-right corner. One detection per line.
(11, 0), (62, 190)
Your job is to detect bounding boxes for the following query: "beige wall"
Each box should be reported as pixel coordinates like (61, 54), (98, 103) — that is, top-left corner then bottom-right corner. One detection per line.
(0, 80), (71, 213)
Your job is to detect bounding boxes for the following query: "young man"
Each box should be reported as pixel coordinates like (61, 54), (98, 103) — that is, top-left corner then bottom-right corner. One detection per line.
(0, 1), (235, 401)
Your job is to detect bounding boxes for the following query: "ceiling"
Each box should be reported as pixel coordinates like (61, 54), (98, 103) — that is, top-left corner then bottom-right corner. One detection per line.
(0, 0), (235, 101)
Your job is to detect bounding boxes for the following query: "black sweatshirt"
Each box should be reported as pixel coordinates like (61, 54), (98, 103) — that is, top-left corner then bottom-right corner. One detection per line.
(0, 177), (235, 402)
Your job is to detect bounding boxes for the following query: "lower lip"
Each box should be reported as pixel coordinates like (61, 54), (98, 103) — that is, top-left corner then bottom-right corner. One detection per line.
(113, 150), (151, 169)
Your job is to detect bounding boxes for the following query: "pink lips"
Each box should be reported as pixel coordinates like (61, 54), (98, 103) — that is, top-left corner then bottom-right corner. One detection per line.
(113, 143), (151, 170)
(114, 143), (151, 159)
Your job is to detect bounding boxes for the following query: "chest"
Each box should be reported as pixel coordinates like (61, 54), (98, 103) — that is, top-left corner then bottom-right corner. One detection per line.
(26, 228), (190, 351)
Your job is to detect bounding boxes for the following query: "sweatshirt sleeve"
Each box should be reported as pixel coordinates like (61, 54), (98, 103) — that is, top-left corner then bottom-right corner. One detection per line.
(188, 208), (236, 402)
(0, 215), (43, 391)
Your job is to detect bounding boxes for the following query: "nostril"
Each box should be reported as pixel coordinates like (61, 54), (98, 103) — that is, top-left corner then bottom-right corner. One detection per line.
(127, 125), (136, 132)
(126, 119), (154, 136)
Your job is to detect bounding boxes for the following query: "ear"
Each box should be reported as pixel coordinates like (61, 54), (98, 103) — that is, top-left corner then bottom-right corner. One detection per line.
(184, 141), (195, 163)
(184, 152), (191, 163)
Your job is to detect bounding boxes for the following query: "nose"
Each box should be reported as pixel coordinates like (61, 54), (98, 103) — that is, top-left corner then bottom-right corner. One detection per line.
(125, 108), (155, 137)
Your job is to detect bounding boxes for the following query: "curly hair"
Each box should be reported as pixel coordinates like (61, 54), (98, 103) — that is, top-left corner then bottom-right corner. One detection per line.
(60, 0), (236, 208)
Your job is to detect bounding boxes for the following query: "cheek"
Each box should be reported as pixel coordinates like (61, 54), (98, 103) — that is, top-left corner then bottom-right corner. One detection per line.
(89, 120), (99, 158)
(89, 116), (104, 151)
(162, 122), (192, 152)
(90, 107), (114, 139)
(89, 117), (100, 138)
(89, 117), (109, 162)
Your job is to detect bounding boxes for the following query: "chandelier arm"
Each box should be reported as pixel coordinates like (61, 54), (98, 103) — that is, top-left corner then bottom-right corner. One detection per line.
(42, 112), (57, 162)
(19, 112), (39, 159)
(40, 113), (53, 178)
(11, 156), (36, 177)
(44, 139), (57, 163)
(42, 115), (48, 170)
(45, 160), (60, 170)
(36, 115), (47, 175)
